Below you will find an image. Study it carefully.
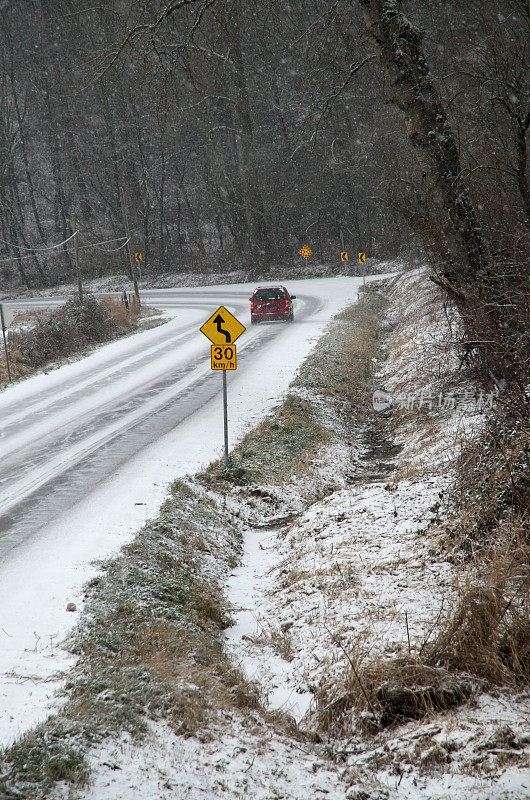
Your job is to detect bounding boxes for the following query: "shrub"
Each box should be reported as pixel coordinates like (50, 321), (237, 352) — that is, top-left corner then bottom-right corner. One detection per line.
(9, 294), (121, 369)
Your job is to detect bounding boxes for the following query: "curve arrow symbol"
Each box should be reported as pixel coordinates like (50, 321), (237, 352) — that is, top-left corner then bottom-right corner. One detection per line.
(213, 313), (231, 343)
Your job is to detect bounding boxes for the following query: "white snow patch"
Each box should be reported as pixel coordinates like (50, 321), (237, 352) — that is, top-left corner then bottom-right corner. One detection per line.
(70, 716), (350, 800)
(224, 523), (314, 722)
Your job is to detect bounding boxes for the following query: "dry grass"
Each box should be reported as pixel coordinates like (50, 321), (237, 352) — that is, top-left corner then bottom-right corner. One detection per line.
(295, 285), (387, 410)
(6, 295), (121, 372)
(0, 294), (158, 388)
(424, 535), (530, 685)
(279, 568), (313, 589)
(202, 392), (329, 486)
(4, 725), (90, 791)
(429, 417), (530, 686)
(99, 294), (141, 327)
(0, 348), (33, 384)
(253, 623), (294, 662)
(316, 651), (474, 735)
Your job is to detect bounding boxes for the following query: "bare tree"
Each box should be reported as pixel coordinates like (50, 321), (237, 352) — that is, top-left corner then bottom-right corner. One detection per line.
(354, 0), (528, 395)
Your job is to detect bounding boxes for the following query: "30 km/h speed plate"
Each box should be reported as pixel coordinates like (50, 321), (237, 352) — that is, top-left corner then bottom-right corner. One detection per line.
(211, 344), (237, 370)
(200, 306), (246, 346)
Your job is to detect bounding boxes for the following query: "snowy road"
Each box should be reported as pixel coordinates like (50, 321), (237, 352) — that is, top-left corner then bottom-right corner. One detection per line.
(0, 286), (320, 557)
(0, 276), (364, 746)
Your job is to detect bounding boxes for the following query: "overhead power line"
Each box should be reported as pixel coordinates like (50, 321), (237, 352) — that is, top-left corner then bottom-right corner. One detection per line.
(0, 234), (131, 264)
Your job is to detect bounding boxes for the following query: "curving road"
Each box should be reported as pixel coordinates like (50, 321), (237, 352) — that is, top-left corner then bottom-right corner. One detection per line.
(0, 284), (321, 557)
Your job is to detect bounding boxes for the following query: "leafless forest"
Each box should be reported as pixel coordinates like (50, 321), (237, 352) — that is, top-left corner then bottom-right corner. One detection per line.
(0, 1), (527, 292)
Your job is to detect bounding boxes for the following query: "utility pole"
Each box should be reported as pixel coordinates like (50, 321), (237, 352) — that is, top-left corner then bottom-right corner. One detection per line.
(70, 213), (83, 302)
(119, 187), (140, 305)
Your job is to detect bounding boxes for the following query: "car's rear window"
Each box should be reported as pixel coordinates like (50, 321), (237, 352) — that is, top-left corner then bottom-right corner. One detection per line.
(254, 288), (285, 301)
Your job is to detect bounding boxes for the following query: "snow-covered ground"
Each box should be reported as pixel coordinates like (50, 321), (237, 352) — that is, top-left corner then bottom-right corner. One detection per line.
(0, 275), (371, 748)
(209, 270), (529, 799)
(71, 716), (351, 800)
(0, 259), (397, 303)
(3, 267), (528, 800)
(224, 477), (454, 718)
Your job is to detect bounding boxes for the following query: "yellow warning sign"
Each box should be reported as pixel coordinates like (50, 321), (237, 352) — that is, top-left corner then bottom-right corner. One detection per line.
(299, 245), (312, 260)
(211, 344), (237, 370)
(340, 252), (349, 262)
(358, 252), (366, 263)
(200, 306), (246, 346)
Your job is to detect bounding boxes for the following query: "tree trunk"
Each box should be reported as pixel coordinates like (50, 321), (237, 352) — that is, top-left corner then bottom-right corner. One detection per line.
(357, 0), (491, 286)
(515, 111), (530, 226)
(356, 0), (526, 389)
(227, 1), (271, 273)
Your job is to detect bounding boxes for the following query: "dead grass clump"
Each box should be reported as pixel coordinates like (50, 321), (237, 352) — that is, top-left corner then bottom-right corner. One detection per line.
(316, 654), (474, 735)
(7, 295), (120, 371)
(0, 348), (32, 384)
(254, 623), (294, 661)
(279, 568), (312, 589)
(99, 294), (140, 327)
(424, 566), (530, 685)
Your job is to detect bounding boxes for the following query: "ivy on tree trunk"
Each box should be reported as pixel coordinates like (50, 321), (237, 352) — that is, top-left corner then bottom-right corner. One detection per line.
(356, 0), (527, 393)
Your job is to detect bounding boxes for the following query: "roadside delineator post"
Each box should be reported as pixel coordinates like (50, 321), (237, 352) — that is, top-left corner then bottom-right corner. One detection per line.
(200, 306), (246, 470)
(0, 304), (12, 382)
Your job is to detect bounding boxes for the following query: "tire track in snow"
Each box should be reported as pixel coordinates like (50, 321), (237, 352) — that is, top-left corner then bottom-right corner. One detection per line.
(0, 292), (316, 553)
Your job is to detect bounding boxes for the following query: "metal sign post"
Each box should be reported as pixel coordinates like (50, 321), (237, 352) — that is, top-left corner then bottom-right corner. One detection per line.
(0, 304), (12, 382)
(222, 368), (229, 469)
(213, 345), (237, 469)
(358, 252), (366, 285)
(200, 306), (246, 471)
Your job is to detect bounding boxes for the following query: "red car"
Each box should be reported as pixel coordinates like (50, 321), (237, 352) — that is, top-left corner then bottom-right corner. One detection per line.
(250, 286), (296, 324)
